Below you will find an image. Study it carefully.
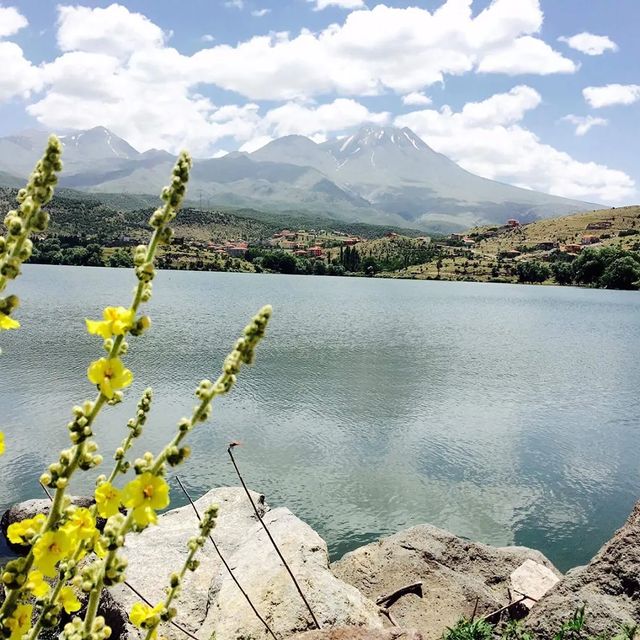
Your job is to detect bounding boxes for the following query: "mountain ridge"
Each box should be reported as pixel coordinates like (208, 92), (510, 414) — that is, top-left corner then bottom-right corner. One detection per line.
(0, 124), (598, 232)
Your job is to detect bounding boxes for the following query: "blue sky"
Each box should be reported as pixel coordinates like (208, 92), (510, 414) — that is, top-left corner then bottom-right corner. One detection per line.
(0, 0), (639, 204)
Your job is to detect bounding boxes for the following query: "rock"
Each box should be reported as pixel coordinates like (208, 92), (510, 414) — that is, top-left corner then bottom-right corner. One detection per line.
(110, 487), (268, 639)
(290, 628), (424, 640)
(331, 524), (561, 640)
(199, 507), (383, 640)
(525, 501), (640, 638)
(0, 496), (95, 554)
(510, 559), (560, 608)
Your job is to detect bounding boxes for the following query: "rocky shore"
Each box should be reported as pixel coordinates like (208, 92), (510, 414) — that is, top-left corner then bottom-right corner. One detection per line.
(2, 488), (639, 639)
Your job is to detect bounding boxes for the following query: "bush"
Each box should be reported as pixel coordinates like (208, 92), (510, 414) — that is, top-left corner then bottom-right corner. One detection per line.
(516, 261), (551, 283)
(600, 256), (640, 290)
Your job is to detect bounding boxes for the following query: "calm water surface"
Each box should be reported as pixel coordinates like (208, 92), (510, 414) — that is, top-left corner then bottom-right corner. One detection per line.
(2, 265), (640, 571)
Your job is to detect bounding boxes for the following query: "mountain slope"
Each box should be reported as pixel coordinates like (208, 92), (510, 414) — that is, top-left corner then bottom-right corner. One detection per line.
(253, 125), (598, 231)
(0, 125), (598, 232)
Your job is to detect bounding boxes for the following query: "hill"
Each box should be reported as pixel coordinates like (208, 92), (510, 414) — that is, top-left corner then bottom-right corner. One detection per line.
(0, 125), (596, 233)
(386, 206), (640, 288)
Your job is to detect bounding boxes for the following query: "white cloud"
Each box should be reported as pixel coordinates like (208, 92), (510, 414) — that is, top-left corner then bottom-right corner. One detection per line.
(190, 0), (576, 100)
(562, 114), (608, 136)
(263, 98), (389, 138)
(201, 34), (215, 43)
(311, 0), (365, 9)
(583, 84), (640, 108)
(477, 36), (577, 75)
(0, 5), (28, 37)
(224, 0), (244, 8)
(395, 86), (635, 203)
(559, 32), (618, 56)
(57, 4), (165, 58)
(251, 8), (271, 17)
(402, 92), (432, 106)
(0, 42), (42, 101)
(239, 136), (273, 153)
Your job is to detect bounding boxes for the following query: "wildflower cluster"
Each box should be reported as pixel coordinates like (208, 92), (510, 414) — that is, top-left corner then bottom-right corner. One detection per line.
(0, 136), (62, 336)
(0, 139), (273, 640)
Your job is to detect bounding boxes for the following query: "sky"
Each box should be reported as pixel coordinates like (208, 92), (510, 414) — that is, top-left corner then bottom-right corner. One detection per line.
(0, 0), (639, 205)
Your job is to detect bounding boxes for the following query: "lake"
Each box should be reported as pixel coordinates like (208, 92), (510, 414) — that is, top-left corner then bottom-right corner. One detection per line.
(2, 265), (640, 571)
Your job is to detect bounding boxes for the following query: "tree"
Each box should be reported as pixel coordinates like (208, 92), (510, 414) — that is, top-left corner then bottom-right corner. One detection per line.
(600, 256), (640, 290)
(516, 260), (551, 283)
(551, 261), (573, 285)
(107, 248), (134, 268)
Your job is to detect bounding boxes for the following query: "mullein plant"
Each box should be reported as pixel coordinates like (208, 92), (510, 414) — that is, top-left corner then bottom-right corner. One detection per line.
(0, 137), (273, 640)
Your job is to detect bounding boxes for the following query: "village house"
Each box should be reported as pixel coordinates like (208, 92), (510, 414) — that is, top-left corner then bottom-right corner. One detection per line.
(586, 221), (613, 230)
(562, 243), (582, 254)
(307, 245), (324, 257)
(581, 235), (600, 246)
(507, 219), (520, 227)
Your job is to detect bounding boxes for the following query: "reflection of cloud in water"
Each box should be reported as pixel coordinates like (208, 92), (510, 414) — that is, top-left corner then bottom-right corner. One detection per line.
(3, 267), (640, 574)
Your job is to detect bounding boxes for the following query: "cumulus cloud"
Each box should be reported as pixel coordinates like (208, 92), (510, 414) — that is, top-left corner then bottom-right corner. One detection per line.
(224, 0), (244, 8)
(5, 0), (629, 204)
(310, 0), (365, 9)
(251, 8), (271, 17)
(0, 5), (28, 37)
(56, 4), (165, 58)
(583, 84), (640, 108)
(0, 41), (42, 101)
(562, 114), (608, 136)
(201, 34), (215, 42)
(264, 98), (389, 137)
(190, 0), (576, 100)
(395, 86), (635, 203)
(402, 92), (432, 106)
(559, 32), (618, 56)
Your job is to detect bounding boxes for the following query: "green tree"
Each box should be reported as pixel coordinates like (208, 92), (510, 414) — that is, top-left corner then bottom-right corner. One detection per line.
(600, 256), (640, 290)
(107, 248), (134, 268)
(552, 261), (574, 285)
(516, 260), (551, 283)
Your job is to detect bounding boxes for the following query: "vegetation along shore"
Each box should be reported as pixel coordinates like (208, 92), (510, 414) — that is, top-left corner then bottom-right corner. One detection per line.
(2, 186), (639, 290)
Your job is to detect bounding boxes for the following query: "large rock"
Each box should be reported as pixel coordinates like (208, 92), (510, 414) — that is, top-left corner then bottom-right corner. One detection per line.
(1, 496), (95, 553)
(110, 487), (268, 638)
(526, 502), (640, 637)
(331, 524), (561, 639)
(199, 508), (383, 640)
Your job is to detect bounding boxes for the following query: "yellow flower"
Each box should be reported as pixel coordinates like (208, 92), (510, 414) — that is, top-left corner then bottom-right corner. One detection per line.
(7, 513), (46, 545)
(0, 312), (20, 331)
(63, 507), (96, 541)
(87, 357), (133, 399)
(5, 603), (32, 640)
(26, 570), (50, 599)
(130, 602), (163, 631)
(0, 431), (4, 456)
(32, 529), (75, 577)
(59, 586), (81, 614)
(86, 306), (134, 339)
(95, 482), (122, 518)
(122, 473), (169, 528)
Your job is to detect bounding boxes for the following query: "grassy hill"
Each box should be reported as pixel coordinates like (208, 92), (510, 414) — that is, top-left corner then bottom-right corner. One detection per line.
(386, 206), (640, 288)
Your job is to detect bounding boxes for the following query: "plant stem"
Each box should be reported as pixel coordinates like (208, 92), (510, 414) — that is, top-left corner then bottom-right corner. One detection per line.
(227, 445), (320, 630)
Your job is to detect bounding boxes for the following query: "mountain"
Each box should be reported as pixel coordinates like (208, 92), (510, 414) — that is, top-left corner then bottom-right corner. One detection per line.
(0, 125), (597, 232)
(253, 125), (598, 231)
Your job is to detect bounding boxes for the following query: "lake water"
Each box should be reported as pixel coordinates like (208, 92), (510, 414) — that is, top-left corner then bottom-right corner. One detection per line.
(2, 265), (640, 571)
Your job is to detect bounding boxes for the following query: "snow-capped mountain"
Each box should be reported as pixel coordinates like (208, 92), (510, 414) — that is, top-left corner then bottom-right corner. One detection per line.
(0, 124), (596, 232)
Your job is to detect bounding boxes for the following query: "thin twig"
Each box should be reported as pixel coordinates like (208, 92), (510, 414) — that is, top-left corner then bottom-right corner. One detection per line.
(227, 444), (321, 630)
(480, 595), (532, 622)
(471, 596), (479, 622)
(379, 607), (399, 627)
(39, 482), (52, 500)
(174, 475), (279, 640)
(123, 581), (200, 640)
(38, 479), (198, 640)
(375, 581), (423, 607)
